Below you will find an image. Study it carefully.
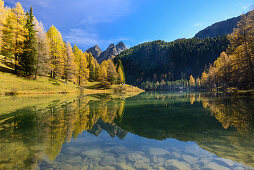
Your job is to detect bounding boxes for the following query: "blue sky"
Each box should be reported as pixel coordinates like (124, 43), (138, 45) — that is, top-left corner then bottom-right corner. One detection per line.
(4, 0), (254, 50)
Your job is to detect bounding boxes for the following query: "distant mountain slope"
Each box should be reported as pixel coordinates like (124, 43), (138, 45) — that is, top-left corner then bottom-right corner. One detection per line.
(86, 41), (128, 63)
(195, 11), (252, 38)
(115, 37), (229, 85)
(194, 16), (241, 38)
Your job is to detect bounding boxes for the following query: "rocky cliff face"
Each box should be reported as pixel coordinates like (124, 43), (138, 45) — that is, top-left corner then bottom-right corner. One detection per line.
(116, 41), (128, 54)
(86, 45), (103, 59)
(86, 41), (128, 63)
(194, 11), (252, 38)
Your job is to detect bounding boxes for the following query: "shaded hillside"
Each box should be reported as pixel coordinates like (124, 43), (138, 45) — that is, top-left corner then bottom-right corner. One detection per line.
(195, 11), (252, 38)
(115, 36), (229, 85)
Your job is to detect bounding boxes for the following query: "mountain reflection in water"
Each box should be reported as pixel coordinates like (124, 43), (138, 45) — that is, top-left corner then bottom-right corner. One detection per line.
(0, 92), (253, 169)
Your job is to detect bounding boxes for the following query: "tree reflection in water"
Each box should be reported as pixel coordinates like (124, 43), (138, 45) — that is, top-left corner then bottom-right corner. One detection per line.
(0, 93), (254, 169)
(0, 96), (125, 169)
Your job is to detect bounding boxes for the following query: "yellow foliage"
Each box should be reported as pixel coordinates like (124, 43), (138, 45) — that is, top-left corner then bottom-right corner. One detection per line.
(47, 25), (65, 78)
(118, 66), (125, 84)
(189, 75), (195, 87)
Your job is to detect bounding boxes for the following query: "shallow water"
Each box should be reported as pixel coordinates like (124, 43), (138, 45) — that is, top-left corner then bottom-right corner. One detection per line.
(0, 92), (254, 169)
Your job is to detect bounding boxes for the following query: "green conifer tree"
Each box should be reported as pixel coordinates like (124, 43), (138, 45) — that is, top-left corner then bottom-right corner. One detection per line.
(20, 7), (37, 76)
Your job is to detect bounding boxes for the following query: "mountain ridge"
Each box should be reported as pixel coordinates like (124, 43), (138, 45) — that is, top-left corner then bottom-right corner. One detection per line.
(86, 41), (128, 63)
(194, 11), (252, 38)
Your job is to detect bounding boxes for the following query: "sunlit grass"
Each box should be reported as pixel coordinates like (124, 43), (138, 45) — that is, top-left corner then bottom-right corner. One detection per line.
(110, 84), (145, 98)
(0, 54), (143, 97)
(0, 71), (144, 97)
(0, 71), (80, 95)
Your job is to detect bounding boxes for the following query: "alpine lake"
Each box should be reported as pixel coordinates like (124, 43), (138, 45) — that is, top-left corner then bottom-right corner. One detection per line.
(0, 92), (254, 170)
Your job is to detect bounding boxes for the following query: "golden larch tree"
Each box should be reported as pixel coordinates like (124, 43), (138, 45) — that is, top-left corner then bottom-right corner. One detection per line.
(47, 25), (65, 78)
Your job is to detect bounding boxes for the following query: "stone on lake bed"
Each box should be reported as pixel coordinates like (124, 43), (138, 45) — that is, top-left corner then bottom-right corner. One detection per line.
(213, 158), (234, 167)
(133, 160), (151, 169)
(152, 156), (165, 166)
(156, 157), (165, 166)
(171, 152), (181, 159)
(152, 156), (158, 163)
(128, 152), (144, 162)
(117, 163), (135, 170)
(93, 156), (102, 163)
(198, 157), (212, 165)
(60, 163), (74, 170)
(101, 156), (115, 166)
(182, 154), (198, 164)
(165, 159), (191, 170)
(143, 156), (150, 163)
(66, 146), (81, 154)
(158, 167), (167, 170)
(67, 156), (82, 164)
(149, 148), (169, 156)
(202, 162), (230, 170)
(233, 167), (246, 170)
(81, 165), (88, 170)
(103, 166), (115, 170)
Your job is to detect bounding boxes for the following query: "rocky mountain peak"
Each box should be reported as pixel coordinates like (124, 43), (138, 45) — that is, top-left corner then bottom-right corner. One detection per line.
(116, 41), (128, 53)
(108, 43), (115, 49)
(86, 45), (103, 58)
(88, 41), (128, 63)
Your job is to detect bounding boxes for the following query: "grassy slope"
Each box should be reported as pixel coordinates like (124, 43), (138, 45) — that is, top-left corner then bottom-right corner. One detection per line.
(0, 55), (143, 96)
(0, 71), (144, 95)
(0, 72), (80, 95)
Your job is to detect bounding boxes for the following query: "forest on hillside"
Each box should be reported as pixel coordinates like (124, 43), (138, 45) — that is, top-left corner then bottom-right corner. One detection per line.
(115, 36), (229, 85)
(0, 0), (125, 87)
(116, 10), (254, 92)
(201, 10), (254, 90)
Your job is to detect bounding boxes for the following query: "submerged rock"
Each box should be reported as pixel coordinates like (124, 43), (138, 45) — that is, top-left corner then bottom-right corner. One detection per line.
(199, 157), (213, 166)
(107, 146), (128, 154)
(233, 167), (246, 170)
(101, 156), (115, 166)
(117, 163), (135, 170)
(149, 148), (169, 156)
(157, 157), (165, 166)
(66, 146), (81, 154)
(133, 160), (151, 169)
(213, 158), (234, 167)
(165, 159), (191, 170)
(152, 156), (158, 163)
(128, 153), (143, 162)
(61, 164), (74, 170)
(202, 162), (230, 170)
(182, 154), (198, 164)
(67, 156), (82, 164)
(103, 166), (115, 170)
(158, 167), (166, 170)
(82, 149), (103, 157)
(81, 165), (88, 170)
(171, 152), (181, 159)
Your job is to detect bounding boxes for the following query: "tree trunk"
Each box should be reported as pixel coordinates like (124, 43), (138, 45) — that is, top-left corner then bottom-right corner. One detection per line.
(35, 52), (39, 79)
(14, 55), (17, 74)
